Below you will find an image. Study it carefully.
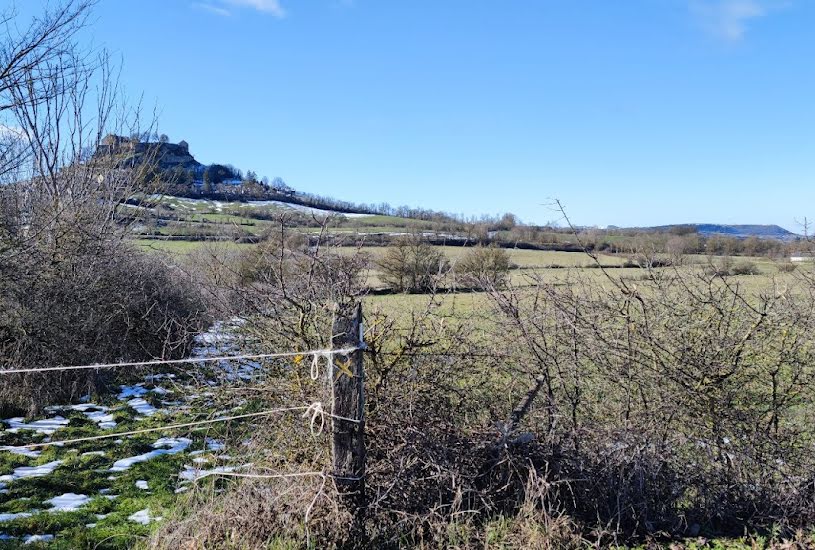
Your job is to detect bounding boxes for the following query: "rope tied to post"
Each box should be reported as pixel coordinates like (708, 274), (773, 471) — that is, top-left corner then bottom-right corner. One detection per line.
(302, 401), (325, 435)
(308, 348), (358, 381)
(310, 350), (333, 381)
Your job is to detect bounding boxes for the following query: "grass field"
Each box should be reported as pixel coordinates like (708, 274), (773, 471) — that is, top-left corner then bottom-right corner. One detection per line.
(346, 246), (628, 267)
(132, 239), (255, 254)
(132, 235), (808, 295)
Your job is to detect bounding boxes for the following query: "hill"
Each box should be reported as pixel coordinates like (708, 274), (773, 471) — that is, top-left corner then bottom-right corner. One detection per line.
(644, 223), (800, 241)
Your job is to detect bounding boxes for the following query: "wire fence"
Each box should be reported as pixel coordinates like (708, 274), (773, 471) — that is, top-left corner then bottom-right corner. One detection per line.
(0, 330), (366, 540)
(0, 403), (362, 452)
(0, 348), (359, 374)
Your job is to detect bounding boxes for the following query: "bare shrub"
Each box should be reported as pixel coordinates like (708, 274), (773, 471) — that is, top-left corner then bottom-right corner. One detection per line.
(705, 255), (733, 276)
(0, 234), (208, 414)
(482, 264), (815, 539)
(777, 261), (797, 273)
(456, 245), (512, 290)
(731, 260), (760, 275)
(377, 234), (449, 293)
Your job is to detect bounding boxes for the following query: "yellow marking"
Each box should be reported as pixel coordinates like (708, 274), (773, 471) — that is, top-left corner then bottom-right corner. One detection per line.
(335, 358), (354, 378)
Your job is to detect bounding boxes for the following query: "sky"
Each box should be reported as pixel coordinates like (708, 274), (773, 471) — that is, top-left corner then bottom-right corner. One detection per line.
(21, 0), (815, 228)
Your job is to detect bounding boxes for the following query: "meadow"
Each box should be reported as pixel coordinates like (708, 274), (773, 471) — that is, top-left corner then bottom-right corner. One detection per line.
(5, 197), (814, 547)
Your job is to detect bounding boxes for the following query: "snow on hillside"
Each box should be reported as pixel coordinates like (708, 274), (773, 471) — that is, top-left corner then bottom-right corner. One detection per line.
(160, 196), (373, 218)
(236, 200), (373, 218)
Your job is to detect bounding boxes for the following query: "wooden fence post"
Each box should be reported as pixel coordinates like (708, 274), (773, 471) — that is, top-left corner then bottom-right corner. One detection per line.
(331, 302), (366, 521)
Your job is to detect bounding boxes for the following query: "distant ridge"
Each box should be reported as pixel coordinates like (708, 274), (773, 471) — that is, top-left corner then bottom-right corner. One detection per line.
(645, 224), (800, 241)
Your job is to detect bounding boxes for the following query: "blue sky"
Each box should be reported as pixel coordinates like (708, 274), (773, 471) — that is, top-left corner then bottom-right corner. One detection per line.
(33, 0), (815, 227)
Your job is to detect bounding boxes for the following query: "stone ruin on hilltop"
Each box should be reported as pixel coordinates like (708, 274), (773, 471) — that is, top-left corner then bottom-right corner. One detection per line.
(95, 134), (202, 171)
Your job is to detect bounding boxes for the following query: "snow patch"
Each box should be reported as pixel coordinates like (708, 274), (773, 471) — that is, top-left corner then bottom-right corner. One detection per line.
(206, 438), (225, 451)
(145, 373), (175, 382)
(0, 460), (63, 483)
(3, 416), (69, 434)
(109, 437), (191, 472)
(118, 385), (147, 399)
(0, 512), (32, 521)
(238, 200), (373, 218)
(135, 480), (149, 490)
(126, 398), (158, 417)
(128, 509), (161, 525)
(46, 493), (90, 512)
(68, 404), (117, 429)
(178, 464), (236, 482)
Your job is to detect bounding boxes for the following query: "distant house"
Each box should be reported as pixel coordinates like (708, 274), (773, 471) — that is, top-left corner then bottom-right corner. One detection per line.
(790, 254), (815, 263)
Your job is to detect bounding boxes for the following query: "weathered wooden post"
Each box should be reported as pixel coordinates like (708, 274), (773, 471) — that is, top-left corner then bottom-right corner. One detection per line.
(331, 302), (366, 523)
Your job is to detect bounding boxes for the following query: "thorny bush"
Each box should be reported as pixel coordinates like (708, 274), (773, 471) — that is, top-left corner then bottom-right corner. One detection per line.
(155, 223), (815, 548)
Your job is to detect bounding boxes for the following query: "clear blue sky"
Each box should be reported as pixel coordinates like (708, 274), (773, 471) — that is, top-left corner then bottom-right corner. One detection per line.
(34, 1), (815, 228)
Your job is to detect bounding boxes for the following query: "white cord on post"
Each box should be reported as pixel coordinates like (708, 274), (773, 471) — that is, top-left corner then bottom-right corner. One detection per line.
(310, 351), (332, 381)
(302, 402), (325, 435)
(0, 347), (359, 375)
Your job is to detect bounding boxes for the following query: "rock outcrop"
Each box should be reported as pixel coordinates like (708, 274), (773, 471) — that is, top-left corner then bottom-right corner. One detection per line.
(95, 135), (202, 171)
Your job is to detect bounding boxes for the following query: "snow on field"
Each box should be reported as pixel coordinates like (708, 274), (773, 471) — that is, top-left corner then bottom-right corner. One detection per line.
(128, 508), (161, 525)
(236, 200), (373, 218)
(118, 385), (148, 399)
(4, 416), (69, 434)
(109, 437), (192, 472)
(163, 195), (373, 218)
(0, 319), (249, 536)
(206, 438), (225, 451)
(0, 512), (32, 521)
(126, 398), (158, 417)
(178, 464), (236, 482)
(68, 404), (117, 429)
(217, 360), (260, 382)
(46, 493), (90, 512)
(0, 460), (63, 483)
(85, 410), (116, 429)
(193, 319), (239, 349)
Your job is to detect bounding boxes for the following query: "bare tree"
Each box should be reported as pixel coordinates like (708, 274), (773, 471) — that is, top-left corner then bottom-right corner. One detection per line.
(0, 1), (95, 180)
(0, 1), (204, 414)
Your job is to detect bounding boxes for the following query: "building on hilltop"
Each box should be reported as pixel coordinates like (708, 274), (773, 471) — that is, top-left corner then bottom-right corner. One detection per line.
(95, 134), (202, 171)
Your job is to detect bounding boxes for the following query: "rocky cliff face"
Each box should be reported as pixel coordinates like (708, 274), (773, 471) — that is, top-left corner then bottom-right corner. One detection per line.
(95, 135), (202, 171)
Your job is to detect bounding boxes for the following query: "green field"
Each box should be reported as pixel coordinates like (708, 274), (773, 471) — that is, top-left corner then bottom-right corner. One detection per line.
(132, 232), (807, 295)
(132, 239), (255, 254)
